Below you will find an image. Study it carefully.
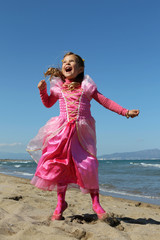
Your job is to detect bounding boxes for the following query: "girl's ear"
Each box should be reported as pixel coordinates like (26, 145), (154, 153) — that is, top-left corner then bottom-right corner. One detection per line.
(78, 66), (84, 74)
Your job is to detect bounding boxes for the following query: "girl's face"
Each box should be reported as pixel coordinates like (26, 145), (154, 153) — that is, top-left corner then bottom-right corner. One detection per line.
(62, 55), (84, 80)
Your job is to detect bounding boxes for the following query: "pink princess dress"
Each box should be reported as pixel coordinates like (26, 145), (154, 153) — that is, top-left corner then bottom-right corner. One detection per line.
(27, 75), (128, 193)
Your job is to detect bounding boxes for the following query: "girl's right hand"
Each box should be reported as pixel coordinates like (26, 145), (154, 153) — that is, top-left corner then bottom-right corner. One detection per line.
(38, 80), (47, 91)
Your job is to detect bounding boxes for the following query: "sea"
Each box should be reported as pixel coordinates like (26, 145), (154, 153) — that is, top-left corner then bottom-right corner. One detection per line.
(0, 159), (160, 205)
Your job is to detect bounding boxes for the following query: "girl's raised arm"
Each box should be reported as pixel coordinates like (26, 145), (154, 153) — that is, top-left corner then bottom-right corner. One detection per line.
(38, 80), (47, 91)
(38, 80), (58, 108)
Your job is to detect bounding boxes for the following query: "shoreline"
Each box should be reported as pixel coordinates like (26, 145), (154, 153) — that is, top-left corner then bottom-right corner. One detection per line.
(0, 172), (160, 208)
(1, 170), (160, 206)
(0, 173), (160, 240)
(100, 189), (160, 206)
(1, 158), (160, 206)
(0, 172), (159, 207)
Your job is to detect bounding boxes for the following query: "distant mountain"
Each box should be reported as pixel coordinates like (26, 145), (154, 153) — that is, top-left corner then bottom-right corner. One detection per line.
(98, 148), (160, 160)
(0, 152), (32, 160)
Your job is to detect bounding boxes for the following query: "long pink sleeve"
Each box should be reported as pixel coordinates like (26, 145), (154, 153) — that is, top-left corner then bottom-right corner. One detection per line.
(92, 90), (128, 116)
(39, 88), (58, 108)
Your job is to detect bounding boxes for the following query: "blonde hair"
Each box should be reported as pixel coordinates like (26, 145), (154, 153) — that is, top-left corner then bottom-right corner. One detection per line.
(44, 52), (85, 82)
(44, 67), (65, 81)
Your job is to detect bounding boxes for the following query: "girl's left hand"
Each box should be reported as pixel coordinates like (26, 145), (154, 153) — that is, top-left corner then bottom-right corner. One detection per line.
(128, 109), (140, 118)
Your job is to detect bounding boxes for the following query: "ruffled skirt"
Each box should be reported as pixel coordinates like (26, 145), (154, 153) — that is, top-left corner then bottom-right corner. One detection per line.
(27, 117), (99, 193)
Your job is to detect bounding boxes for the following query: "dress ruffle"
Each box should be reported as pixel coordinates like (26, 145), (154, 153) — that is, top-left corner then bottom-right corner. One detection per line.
(30, 121), (99, 193)
(27, 117), (67, 163)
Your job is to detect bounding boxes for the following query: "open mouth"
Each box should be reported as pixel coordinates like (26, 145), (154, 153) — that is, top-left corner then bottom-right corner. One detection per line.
(65, 66), (72, 72)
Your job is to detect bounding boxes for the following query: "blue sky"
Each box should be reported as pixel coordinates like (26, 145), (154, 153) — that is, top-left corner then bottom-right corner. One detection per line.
(0, 0), (160, 156)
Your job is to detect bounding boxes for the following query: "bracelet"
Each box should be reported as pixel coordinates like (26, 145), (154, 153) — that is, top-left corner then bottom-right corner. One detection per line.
(126, 111), (130, 119)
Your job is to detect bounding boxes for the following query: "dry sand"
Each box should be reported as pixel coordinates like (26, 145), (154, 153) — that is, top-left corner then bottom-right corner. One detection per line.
(0, 173), (160, 240)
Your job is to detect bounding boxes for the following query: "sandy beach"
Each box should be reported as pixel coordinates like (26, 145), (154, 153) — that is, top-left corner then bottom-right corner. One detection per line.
(0, 173), (160, 240)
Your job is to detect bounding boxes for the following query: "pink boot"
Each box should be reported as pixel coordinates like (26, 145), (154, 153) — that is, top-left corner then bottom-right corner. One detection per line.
(51, 187), (68, 221)
(90, 192), (107, 220)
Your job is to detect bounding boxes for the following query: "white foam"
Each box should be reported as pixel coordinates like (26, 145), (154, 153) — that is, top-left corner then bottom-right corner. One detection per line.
(130, 162), (160, 168)
(140, 163), (160, 168)
(14, 171), (34, 176)
(99, 186), (160, 200)
(4, 160), (33, 164)
(14, 165), (21, 168)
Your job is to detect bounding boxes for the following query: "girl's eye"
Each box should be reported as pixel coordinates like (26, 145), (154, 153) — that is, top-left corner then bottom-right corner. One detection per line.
(62, 59), (75, 64)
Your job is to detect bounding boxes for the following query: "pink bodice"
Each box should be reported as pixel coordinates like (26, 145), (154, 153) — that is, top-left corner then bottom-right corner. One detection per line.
(40, 75), (128, 120)
(59, 86), (92, 122)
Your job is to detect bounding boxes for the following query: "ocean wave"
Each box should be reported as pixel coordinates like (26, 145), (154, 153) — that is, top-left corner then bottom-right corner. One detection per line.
(99, 186), (160, 200)
(100, 183), (116, 190)
(130, 162), (160, 168)
(0, 171), (14, 175)
(17, 161), (33, 164)
(0, 162), (7, 164)
(14, 165), (21, 168)
(1, 160), (33, 164)
(0, 171), (34, 178)
(14, 171), (34, 176)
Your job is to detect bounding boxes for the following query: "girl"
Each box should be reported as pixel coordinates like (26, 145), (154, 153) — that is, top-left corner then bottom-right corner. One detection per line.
(27, 52), (139, 221)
